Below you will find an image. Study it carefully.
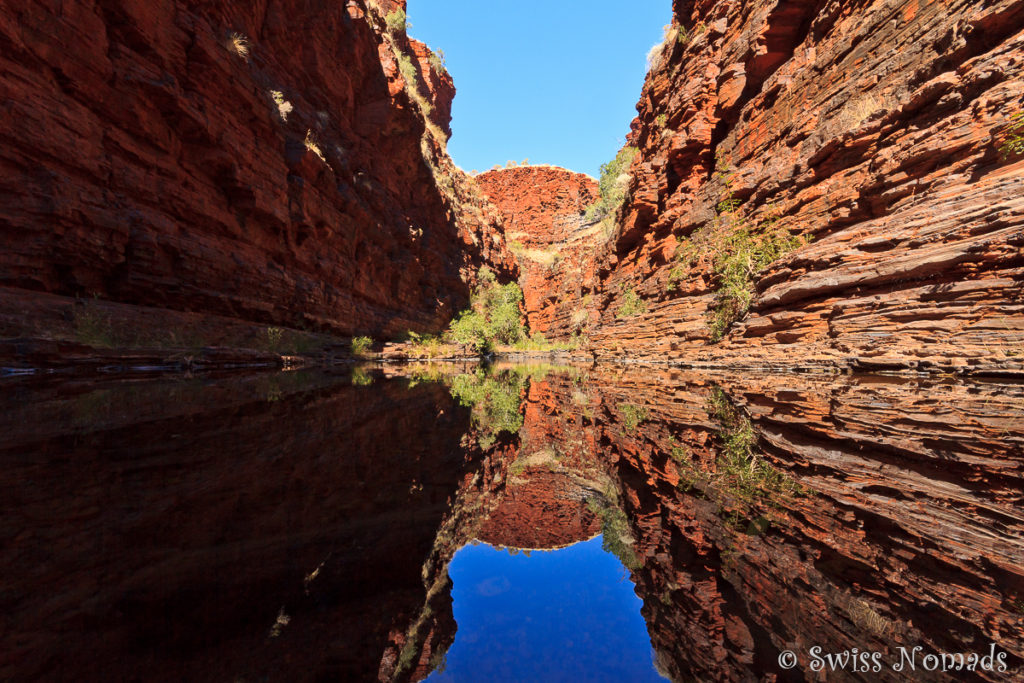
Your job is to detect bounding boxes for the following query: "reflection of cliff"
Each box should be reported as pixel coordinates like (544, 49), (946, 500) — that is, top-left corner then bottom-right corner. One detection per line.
(390, 365), (1023, 682)
(577, 369), (1024, 682)
(0, 370), (479, 682)
(6, 366), (1021, 681)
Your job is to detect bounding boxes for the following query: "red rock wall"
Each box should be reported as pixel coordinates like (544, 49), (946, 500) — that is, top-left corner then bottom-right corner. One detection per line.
(529, 0), (1024, 374)
(476, 166), (600, 336)
(0, 0), (512, 339)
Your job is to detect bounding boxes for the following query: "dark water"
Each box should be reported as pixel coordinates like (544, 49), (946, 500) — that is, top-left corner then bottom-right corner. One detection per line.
(0, 363), (1021, 682)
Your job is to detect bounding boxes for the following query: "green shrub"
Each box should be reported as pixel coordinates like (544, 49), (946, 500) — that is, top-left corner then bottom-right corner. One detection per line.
(444, 267), (526, 354)
(673, 159), (807, 340)
(584, 146), (638, 224)
(265, 326), (284, 351)
(385, 8), (407, 33)
(618, 403), (649, 432)
(428, 48), (447, 75)
(351, 335), (373, 357)
(1001, 111), (1024, 158)
(615, 286), (647, 318)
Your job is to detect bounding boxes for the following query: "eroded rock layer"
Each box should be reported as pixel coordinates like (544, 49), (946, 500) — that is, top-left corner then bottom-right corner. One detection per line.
(476, 167), (600, 336)
(539, 0), (1024, 374)
(0, 0), (511, 339)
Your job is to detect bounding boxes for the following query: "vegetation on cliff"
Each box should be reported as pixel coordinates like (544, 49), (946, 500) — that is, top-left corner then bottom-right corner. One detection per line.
(584, 146), (638, 238)
(671, 159), (808, 340)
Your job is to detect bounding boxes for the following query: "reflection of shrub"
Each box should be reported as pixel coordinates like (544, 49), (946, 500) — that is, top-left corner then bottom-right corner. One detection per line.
(351, 366), (374, 386)
(707, 387), (806, 503)
(586, 498), (642, 571)
(449, 369), (526, 448)
(227, 32), (250, 60)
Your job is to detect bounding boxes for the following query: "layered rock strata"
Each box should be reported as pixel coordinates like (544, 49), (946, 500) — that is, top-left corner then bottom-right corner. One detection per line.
(476, 167), (600, 337)
(0, 0), (512, 341)
(515, 0), (1024, 375)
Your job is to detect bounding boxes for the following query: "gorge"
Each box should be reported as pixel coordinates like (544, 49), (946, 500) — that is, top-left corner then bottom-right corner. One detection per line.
(0, 0), (1022, 681)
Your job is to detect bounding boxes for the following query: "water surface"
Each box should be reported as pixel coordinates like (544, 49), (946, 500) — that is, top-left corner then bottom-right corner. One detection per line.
(1, 364), (1021, 681)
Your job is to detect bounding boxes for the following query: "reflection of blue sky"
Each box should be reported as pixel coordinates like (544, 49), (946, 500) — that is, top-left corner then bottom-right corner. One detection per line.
(427, 537), (667, 682)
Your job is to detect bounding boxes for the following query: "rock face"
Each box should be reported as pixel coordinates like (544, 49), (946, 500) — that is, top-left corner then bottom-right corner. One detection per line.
(476, 166), (600, 337)
(0, 0), (512, 339)
(510, 0), (1024, 374)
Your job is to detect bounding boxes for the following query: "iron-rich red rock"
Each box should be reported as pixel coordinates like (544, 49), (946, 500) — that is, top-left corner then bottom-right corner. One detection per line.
(0, 0), (513, 341)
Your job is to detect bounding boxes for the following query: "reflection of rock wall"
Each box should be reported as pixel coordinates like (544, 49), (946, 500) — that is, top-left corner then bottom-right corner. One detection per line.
(0, 371), (477, 682)
(583, 369), (1024, 681)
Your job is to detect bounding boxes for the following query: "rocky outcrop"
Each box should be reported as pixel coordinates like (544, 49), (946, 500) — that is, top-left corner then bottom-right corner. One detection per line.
(518, 0), (1024, 375)
(0, 0), (512, 341)
(476, 166), (600, 337)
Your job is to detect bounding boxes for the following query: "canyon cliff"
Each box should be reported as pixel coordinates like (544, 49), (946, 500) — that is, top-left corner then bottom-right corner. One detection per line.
(476, 166), (599, 337)
(480, 0), (1024, 374)
(0, 0), (512, 342)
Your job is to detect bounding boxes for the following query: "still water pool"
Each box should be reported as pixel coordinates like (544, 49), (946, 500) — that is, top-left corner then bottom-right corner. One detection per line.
(1, 362), (1021, 681)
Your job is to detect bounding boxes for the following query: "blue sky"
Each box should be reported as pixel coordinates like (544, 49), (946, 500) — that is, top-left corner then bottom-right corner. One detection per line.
(406, 1), (670, 178)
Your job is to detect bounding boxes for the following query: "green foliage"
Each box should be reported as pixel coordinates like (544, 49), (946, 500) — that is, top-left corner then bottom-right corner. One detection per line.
(618, 403), (649, 432)
(1001, 111), (1024, 158)
(615, 286), (647, 318)
(265, 326), (284, 351)
(445, 267), (526, 354)
(351, 366), (374, 386)
(656, 114), (667, 127)
(351, 335), (373, 357)
(449, 369), (527, 448)
(385, 8), (407, 33)
(428, 48), (447, 75)
(584, 146), (639, 225)
(73, 299), (115, 348)
(707, 388), (806, 504)
(587, 498), (642, 571)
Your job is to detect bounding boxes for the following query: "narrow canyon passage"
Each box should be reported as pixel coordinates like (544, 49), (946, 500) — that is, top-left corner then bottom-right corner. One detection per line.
(1, 0), (1023, 681)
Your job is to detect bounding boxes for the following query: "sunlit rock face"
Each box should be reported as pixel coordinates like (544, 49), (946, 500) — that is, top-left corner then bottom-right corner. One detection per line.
(476, 167), (601, 337)
(551, 0), (1024, 374)
(0, 0), (512, 339)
